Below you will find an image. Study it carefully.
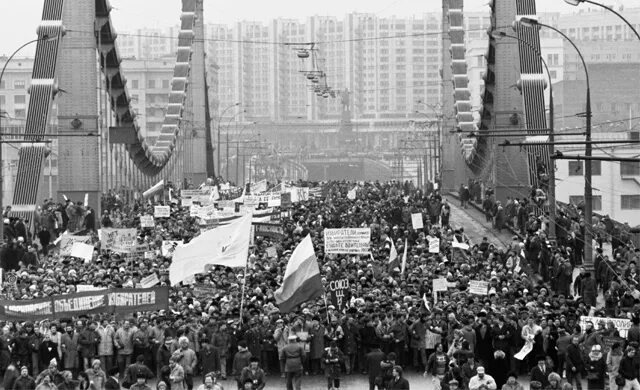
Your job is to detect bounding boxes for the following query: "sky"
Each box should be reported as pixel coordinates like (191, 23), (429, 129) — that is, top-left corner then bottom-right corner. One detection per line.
(0, 0), (635, 56)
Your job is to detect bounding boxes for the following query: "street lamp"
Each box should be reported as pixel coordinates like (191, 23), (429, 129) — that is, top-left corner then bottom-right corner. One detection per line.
(491, 30), (558, 242)
(519, 17), (594, 271)
(216, 102), (240, 178)
(0, 34), (59, 244)
(564, 0), (640, 42)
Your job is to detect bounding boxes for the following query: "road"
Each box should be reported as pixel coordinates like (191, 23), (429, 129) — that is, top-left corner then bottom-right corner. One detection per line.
(445, 196), (515, 248)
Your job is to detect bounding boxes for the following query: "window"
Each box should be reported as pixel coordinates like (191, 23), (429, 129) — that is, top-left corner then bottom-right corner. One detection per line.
(147, 79), (155, 89)
(0, 96), (5, 105)
(14, 95), (26, 104)
(621, 195), (640, 210)
(14, 80), (25, 89)
(621, 161), (640, 176)
(131, 79), (139, 89)
(162, 80), (170, 89)
(591, 160), (601, 176)
(550, 70), (557, 79)
(14, 109), (25, 118)
(569, 195), (602, 210)
(568, 161), (583, 176)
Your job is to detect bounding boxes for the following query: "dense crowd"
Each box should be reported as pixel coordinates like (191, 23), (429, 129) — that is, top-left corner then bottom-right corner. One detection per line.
(0, 179), (637, 390)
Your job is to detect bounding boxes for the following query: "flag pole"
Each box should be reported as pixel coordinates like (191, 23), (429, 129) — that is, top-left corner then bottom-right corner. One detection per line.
(238, 261), (248, 324)
(323, 292), (331, 325)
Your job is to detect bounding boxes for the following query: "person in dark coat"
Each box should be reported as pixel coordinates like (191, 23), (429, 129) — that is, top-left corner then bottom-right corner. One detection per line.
(321, 341), (344, 390)
(529, 355), (551, 388)
(200, 338), (221, 378)
(388, 365), (410, 389)
(13, 365), (36, 390)
(585, 345), (606, 390)
(365, 344), (385, 390)
(38, 334), (61, 370)
(105, 367), (121, 390)
(565, 336), (584, 390)
(580, 273), (597, 308)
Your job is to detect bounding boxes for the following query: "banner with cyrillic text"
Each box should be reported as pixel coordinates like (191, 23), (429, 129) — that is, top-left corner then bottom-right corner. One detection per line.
(0, 287), (169, 321)
(323, 228), (371, 254)
(99, 229), (137, 251)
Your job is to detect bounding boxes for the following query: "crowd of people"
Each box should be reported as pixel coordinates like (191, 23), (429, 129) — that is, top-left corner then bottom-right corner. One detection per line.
(0, 179), (636, 390)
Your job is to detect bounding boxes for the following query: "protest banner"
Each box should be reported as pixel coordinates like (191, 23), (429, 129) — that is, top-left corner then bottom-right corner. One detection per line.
(154, 205), (170, 218)
(193, 285), (217, 300)
(99, 228), (137, 251)
(254, 223), (285, 239)
(144, 251), (155, 260)
(0, 287), (169, 321)
(327, 278), (350, 310)
(139, 274), (160, 288)
(190, 205), (201, 217)
(323, 228), (371, 254)
(580, 316), (632, 338)
(266, 246), (277, 258)
(181, 198), (193, 207)
(181, 189), (202, 198)
(161, 240), (183, 258)
(411, 213), (424, 230)
(428, 238), (440, 254)
(59, 235), (92, 257)
(468, 280), (489, 295)
(70, 242), (94, 262)
(140, 215), (155, 228)
(290, 187), (309, 203)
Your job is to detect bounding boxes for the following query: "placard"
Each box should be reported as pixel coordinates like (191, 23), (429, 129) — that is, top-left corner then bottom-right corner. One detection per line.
(428, 238), (440, 254)
(432, 278), (448, 292)
(323, 228), (371, 254)
(70, 242), (94, 262)
(190, 205), (201, 217)
(139, 274), (160, 288)
(154, 206), (170, 218)
(144, 251), (155, 260)
(140, 215), (155, 228)
(469, 280), (489, 295)
(254, 223), (285, 239)
(59, 235), (92, 257)
(266, 246), (277, 258)
(181, 198), (193, 207)
(76, 285), (105, 293)
(327, 278), (350, 310)
(579, 316), (632, 338)
(411, 213), (424, 230)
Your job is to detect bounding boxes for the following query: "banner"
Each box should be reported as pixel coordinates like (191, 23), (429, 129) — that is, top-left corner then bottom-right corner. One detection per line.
(290, 187), (309, 203)
(0, 287), (169, 321)
(411, 213), (424, 230)
(468, 280), (489, 295)
(60, 235), (92, 257)
(266, 246), (277, 258)
(76, 285), (105, 293)
(323, 228), (371, 254)
(154, 206), (170, 218)
(254, 223), (285, 239)
(327, 278), (350, 310)
(432, 278), (448, 292)
(99, 229), (137, 251)
(579, 316), (631, 338)
(140, 216), (155, 228)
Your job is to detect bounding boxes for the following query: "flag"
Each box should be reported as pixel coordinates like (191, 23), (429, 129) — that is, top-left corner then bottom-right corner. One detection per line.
(169, 214), (252, 285)
(347, 187), (357, 200)
(389, 239), (398, 264)
(143, 179), (164, 199)
(423, 293), (430, 311)
(452, 236), (470, 250)
(400, 238), (408, 276)
(274, 235), (324, 313)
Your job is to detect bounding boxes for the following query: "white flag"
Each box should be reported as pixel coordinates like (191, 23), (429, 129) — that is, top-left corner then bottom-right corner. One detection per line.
(169, 214), (252, 285)
(452, 236), (470, 250)
(423, 293), (430, 311)
(400, 239), (408, 276)
(389, 239), (398, 264)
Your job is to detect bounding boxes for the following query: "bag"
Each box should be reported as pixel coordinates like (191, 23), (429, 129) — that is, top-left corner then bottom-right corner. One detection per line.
(616, 376), (626, 386)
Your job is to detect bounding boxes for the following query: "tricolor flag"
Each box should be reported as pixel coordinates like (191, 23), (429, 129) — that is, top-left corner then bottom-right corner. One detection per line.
(274, 235), (324, 313)
(169, 214), (252, 285)
(400, 238), (408, 276)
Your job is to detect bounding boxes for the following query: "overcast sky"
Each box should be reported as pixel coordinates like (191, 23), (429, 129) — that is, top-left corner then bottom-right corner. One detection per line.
(0, 0), (635, 56)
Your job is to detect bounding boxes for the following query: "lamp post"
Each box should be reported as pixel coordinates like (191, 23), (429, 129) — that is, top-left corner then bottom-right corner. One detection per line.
(519, 17), (593, 271)
(216, 102), (240, 179)
(564, 0), (640, 42)
(491, 30), (557, 242)
(0, 35), (58, 244)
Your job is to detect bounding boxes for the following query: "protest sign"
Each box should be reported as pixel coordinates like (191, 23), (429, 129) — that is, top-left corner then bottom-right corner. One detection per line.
(144, 251), (155, 260)
(161, 240), (183, 258)
(70, 242), (94, 262)
(139, 274), (160, 288)
(254, 223), (285, 239)
(428, 238), (440, 254)
(154, 205), (170, 218)
(76, 285), (105, 293)
(580, 316), (631, 338)
(324, 228), (371, 254)
(181, 198), (193, 207)
(193, 285), (217, 299)
(99, 228), (137, 251)
(290, 187), (309, 203)
(468, 280), (489, 295)
(59, 235), (92, 257)
(266, 246), (277, 258)
(411, 213), (424, 230)
(602, 336), (625, 353)
(432, 278), (448, 292)
(327, 278), (350, 310)
(190, 205), (201, 217)
(0, 287), (169, 321)
(140, 215), (155, 228)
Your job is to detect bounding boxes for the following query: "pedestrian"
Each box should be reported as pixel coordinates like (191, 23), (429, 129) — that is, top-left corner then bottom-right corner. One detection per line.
(321, 341), (344, 390)
(388, 365), (410, 389)
(280, 334), (304, 390)
(585, 344), (605, 390)
(240, 357), (266, 390)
